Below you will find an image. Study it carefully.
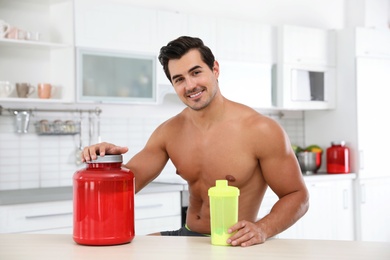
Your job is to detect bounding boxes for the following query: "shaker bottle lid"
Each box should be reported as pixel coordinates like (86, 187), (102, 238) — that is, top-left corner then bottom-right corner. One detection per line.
(87, 155), (123, 163)
(331, 141), (346, 146)
(208, 180), (240, 197)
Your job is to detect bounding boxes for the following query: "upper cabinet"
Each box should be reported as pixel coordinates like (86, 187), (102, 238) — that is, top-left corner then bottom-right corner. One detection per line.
(355, 27), (390, 58)
(74, 0), (158, 53)
(273, 25), (337, 110)
(0, 0), (75, 103)
(215, 18), (275, 108)
(216, 18), (275, 63)
(279, 25), (336, 66)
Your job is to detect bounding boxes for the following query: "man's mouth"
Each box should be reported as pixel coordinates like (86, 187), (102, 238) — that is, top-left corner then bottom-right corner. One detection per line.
(187, 88), (205, 99)
(189, 91), (202, 98)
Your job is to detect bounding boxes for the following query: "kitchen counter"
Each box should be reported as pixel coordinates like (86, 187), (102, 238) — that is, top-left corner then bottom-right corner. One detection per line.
(0, 234), (389, 260)
(0, 182), (183, 205)
(0, 173), (356, 205)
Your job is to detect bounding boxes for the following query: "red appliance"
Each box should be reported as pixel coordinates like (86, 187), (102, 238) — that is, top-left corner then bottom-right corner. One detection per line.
(326, 141), (350, 174)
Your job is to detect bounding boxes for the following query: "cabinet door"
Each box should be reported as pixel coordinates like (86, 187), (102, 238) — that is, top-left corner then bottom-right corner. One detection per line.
(155, 10), (189, 87)
(281, 179), (354, 240)
(74, 0), (157, 53)
(359, 178), (390, 242)
(0, 201), (73, 233)
(355, 27), (390, 58)
(134, 191), (181, 235)
(188, 14), (217, 54)
(356, 57), (390, 178)
(218, 60), (272, 108)
(156, 10), (188, 52)
(279, 25), (336, 66)
(216, 18), (274, 62)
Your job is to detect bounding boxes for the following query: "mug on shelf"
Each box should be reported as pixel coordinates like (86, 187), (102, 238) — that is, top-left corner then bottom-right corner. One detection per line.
(38, 83), (54, 99)
(0, 81), (13, 98)
(0, 20), (10, 38)
(16, 83), (35, 98)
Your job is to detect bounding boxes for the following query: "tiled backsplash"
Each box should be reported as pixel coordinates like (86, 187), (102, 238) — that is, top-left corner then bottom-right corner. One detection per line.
(0, 106), (304, 191)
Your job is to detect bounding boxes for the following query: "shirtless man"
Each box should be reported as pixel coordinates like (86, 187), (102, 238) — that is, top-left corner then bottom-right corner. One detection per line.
(82, 36), (309, 247)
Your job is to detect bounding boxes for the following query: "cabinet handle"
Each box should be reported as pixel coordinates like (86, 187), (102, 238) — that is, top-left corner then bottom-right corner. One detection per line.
(361, 184), (366, 204)
(343, 189), (349, 209)
(25, 212), (73, 219)
(359, 150), (364, 169)
(135, 204), (163, 210)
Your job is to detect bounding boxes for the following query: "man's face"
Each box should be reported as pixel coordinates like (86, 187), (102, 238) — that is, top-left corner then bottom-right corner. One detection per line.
(168, 49), (220, 111)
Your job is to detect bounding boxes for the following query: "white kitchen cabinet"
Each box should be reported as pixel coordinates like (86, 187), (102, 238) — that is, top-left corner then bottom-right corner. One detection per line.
(74, 0), (157, 53)
(274, 25), (336, 110)
(187, 14), (217, 54)
(357, 177), (390, 242)
(216, 18), (275, 63)
(355, 27), (390, 58)
(156, 10), (188, 54)
(290, 178), (354, 240)
(356, 57), (390, 178)
(0, 0), (75, 103)
(258, 176), (355, 241)
(135, 191), (181, 235)
(218, 60), (273, 109)
(0, 200), (73, 234)
(0, 189), (181, 236)
(278, 25), (336, 66)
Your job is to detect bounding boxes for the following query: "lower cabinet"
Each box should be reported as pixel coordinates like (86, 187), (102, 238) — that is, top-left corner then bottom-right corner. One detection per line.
(258, 177), (355, 240)
(0, 190), (182, 236)
(358, 177), (390, 242)
(0, 200), (73, 234)
(134, 191), (181, 235)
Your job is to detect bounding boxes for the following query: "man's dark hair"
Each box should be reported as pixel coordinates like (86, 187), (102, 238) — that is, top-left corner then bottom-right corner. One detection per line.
(158, 36), (215, 82)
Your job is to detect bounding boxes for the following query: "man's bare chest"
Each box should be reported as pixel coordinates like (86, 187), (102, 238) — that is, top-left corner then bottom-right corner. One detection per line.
(166, 131), (258, 186)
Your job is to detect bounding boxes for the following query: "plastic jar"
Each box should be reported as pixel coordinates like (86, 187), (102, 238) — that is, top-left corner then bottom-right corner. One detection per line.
(326, 141), (350, 174)
(73, 155), (135, 245)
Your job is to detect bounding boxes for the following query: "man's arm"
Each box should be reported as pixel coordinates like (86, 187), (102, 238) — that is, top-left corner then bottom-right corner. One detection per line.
(227, 118), (309, 247)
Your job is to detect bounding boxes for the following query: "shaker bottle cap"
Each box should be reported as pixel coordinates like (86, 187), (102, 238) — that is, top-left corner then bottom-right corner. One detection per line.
(208, 180), (240, 197)
(87, 155), (123, 163)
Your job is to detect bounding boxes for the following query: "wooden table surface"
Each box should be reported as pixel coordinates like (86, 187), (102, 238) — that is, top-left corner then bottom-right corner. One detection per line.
(0, 234), (389, 260)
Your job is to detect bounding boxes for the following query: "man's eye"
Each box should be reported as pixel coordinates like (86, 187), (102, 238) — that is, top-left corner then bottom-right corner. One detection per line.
(174, 78), (183, 84)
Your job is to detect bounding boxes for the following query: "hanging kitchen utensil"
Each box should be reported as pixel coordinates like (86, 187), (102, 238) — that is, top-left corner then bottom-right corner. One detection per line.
(75, 112), (83, 165)
(88, 111), (93, 146)
(97, 110), (101, 143)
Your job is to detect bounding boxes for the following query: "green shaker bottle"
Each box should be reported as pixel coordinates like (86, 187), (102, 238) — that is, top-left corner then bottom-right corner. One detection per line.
(208, 180), (240, 246)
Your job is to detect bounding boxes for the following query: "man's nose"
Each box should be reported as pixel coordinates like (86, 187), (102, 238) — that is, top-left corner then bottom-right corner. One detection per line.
(185, 77), (197, 90)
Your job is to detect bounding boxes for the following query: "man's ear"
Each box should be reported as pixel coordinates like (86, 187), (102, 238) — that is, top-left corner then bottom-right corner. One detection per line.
(213, 60), (220, 78)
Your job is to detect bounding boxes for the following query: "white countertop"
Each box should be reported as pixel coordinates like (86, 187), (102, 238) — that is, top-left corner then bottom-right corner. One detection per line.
(0, 234), (388, 260)
(0, 182), (183, 205)
(0, 173), (356, 205)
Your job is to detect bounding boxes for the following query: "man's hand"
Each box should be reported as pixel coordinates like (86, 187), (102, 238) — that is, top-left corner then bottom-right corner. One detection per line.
(226, 220), (266, 247)
(82, 142), (129, 162)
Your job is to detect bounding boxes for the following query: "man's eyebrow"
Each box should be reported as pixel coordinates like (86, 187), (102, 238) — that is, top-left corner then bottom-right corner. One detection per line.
(171, 65), (202, 81)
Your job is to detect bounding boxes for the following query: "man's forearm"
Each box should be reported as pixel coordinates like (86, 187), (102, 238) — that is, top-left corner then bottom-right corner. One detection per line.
(256, 190), (309, 239)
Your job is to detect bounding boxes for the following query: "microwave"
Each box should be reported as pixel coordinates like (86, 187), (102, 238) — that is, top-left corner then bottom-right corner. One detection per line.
(76, 48), (157, 104)
(273, 64), (336, 109)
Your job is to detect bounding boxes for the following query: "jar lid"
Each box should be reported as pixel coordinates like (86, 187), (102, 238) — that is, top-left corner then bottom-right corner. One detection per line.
(331, 141), (346, 146)
(87, 155), (123, 163)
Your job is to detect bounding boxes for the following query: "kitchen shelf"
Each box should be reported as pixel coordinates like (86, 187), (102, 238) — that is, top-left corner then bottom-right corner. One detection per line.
(0, 38), (71, 49)
(34, 121), (80, 136)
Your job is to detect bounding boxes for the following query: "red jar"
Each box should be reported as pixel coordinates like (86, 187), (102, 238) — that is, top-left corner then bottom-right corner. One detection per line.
(73, 155), (135, 245)
(326, 141), (350, 174)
